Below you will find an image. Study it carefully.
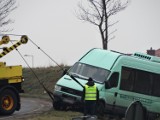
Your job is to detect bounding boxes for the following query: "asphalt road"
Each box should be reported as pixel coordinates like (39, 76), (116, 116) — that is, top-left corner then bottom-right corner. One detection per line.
(0, 97), (52, 120)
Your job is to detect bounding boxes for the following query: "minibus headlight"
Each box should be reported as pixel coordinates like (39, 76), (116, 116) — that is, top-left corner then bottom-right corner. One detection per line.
(54, 85), (61, 91)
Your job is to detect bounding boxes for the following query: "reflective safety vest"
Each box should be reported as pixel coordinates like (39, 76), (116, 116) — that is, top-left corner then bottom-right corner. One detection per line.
(85, 85), (97, 100)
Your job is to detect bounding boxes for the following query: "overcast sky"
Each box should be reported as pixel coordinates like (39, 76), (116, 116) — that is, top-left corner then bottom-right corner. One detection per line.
(0, 0), (160, 67)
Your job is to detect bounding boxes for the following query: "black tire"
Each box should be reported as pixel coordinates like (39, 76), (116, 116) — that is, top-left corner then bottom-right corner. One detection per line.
(96, 101), (105, 116)
(53, 100), (62, 110)
(0, 89), (18, 115)
(53, 100), (68, 111)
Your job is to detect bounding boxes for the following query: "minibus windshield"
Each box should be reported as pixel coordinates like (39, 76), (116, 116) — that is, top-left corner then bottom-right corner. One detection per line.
(69, 62), (110, 83)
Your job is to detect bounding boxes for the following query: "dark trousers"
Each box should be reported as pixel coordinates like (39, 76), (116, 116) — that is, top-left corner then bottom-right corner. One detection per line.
(84, 100), (96, 116)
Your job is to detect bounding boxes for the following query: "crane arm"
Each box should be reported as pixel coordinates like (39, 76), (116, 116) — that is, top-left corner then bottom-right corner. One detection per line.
(0, 35), (28, 58)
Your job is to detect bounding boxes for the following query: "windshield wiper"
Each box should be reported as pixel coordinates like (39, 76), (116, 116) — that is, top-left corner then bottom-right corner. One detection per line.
(70, 73), (88, 80)
(93, 79), (103, 84)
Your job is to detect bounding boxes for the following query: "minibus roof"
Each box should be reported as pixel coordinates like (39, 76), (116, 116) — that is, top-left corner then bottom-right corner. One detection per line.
(79, 48), (121, 70)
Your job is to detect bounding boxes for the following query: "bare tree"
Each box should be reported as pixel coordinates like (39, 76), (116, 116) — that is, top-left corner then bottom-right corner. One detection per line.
(0, 0), (17, 32)
(77, 0), (129, 49)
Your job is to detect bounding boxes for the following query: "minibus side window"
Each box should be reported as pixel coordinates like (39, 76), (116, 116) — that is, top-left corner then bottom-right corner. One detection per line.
(121, 66), (160, 97)
(120, 66), (158, 96)
(133, 70), (151, 95)
(120, 67), (134, 91)
(105, 72), (119, 89)
(152, 74), (160, 97)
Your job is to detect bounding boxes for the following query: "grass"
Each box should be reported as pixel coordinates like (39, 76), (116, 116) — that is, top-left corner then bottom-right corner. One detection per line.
(22, 65), (69, 95)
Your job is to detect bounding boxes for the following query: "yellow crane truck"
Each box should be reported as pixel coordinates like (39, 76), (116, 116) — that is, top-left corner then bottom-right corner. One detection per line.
(0, 35), (28, 115)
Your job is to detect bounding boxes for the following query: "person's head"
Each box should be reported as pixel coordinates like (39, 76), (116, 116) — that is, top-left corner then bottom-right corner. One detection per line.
(87, 77), (95, 86)
(88, 77), (93, 82)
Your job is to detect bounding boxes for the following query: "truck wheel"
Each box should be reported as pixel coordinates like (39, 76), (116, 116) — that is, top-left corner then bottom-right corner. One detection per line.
(0, 89), (17, 115)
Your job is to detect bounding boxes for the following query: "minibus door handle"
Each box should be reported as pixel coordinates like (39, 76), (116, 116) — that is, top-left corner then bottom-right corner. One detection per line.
(114, 92), (118, 97)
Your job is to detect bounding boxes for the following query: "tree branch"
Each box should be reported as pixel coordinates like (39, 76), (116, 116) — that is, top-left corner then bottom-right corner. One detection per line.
(0, 0), (17, 32)
(76, 0), (129, 49)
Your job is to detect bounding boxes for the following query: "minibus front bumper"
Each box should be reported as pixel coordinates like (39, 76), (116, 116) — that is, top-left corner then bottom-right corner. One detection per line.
(53, 90), (84, 109)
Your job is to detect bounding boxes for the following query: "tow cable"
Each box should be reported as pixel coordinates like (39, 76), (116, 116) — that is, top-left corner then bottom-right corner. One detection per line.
(0, 34), (62, 101)
(27, 35), (84, 88)
(0, 34), (84, 102)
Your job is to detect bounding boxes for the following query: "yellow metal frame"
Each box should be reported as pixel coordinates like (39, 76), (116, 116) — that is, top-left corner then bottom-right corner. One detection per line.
(0, 35), (28, 84)
(0, 65), (23, 83)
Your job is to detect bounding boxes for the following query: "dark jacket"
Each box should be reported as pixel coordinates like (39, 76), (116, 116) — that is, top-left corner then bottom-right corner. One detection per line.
(82, 80), (99, 101)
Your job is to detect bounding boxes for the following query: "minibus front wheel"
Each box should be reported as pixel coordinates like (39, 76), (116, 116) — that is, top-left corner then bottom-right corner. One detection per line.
(96, 101), (105, 116)
(53, 100), (68, 110)
(53, 100), (62, 110)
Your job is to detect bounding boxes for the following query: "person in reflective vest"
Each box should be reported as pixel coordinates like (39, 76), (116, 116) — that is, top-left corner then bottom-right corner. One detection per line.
(82, 77), (99, 116)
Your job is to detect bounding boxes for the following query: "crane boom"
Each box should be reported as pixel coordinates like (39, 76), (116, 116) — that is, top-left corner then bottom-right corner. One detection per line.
(0, 35), (28, 58)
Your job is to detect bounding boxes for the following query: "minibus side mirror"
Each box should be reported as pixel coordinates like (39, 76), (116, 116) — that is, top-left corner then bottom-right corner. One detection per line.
(105, 81), (111, 89)
(105, 72), (119, 89)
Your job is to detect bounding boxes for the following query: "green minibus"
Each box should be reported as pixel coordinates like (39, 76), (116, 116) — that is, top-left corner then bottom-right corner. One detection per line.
(53, 48), (160, 119)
